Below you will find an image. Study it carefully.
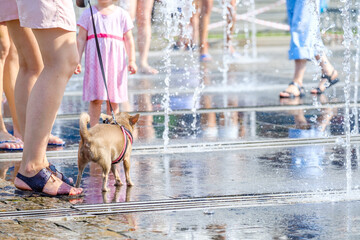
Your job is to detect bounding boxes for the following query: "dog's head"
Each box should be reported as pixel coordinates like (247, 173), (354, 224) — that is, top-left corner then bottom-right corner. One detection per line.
(101, 112), (140, 131)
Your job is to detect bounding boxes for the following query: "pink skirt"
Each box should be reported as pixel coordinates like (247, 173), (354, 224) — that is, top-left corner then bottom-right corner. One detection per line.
(16, 0), (76, 31)
(0, 0), (19, 23)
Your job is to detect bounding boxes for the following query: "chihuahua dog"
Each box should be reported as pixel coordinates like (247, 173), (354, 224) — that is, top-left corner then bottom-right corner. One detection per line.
(75, 112), (139, 192)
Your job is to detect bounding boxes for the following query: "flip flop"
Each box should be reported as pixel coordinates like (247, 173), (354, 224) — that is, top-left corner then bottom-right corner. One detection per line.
(47, 135), (66, 146)
(48, 141), (66, 147)
(279, 82), (305, 98)
(312, 70), (340, 94)
(48, 164), (74, 186)
(16, 168), (82, 197)
(0, 140), (23, 151)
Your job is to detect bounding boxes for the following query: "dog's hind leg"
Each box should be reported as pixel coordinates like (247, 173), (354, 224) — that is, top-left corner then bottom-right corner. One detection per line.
(100, 160), (111, 192)
(111, 164), (123, 186)
(123, 157), (134, 186)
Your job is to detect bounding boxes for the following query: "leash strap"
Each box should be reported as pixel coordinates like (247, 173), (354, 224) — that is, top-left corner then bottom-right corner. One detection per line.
(88, 0), (116, 122)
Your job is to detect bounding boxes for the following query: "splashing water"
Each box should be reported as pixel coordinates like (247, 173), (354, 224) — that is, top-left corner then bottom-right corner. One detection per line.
(158, 0), (196, 150)
(340, 0), (354, 194)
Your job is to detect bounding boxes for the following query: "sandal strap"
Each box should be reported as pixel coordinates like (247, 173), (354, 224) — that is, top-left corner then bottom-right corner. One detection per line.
(314, 87), (323, 94)
(321, 69), (335, 82)
(48, 164), (73, 186)
(288, 82), (305, 95)
(289, 81), (302, 89)
(16, 168), (52, 192)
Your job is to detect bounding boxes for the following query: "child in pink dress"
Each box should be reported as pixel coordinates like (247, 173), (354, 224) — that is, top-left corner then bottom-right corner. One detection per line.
(75, 0), (137, 127)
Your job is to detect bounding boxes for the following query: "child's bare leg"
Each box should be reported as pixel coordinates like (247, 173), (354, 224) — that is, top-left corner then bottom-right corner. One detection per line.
(199, 0), (214, 56)
(191, 0), (200, 46)
(89, 100), (103, 127)
(136, 0), (158, 74)
(106, 101), (119, 115)
(120, 101), (132, 112)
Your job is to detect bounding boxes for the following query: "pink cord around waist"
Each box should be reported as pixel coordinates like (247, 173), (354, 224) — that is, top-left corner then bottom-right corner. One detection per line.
(87, 33), (124, 41)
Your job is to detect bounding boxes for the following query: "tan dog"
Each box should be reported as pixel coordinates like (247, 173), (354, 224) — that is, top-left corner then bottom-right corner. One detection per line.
(75, 112), (139, 192)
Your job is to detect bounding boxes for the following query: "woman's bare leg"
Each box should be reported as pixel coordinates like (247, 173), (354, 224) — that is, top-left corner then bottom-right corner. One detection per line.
(6, 20), (43, 137)
(14, 28), (82, 195)
(0, 25), (22, 149)
(7, 20), (66, 146)
(3, 36), (21, 139)
(128, 0), (137, 20)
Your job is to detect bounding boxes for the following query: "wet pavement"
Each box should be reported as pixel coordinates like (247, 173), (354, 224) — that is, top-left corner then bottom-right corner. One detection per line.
(1, 30), (360, 239)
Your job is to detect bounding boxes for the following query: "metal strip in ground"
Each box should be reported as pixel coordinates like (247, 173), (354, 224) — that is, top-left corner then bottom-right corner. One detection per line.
(1, 189), (360, 220)
(52, 101), (351, 119)
(0, 135), (359, 162)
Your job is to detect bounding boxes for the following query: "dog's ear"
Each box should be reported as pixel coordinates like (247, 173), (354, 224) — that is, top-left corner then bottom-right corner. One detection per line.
(129, 114), (140, 125)
(100, 113), (112, 122)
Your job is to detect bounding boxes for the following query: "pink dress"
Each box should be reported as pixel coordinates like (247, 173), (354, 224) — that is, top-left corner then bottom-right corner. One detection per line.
(0, 0), (18, 24)
(78, 6), (133, 103)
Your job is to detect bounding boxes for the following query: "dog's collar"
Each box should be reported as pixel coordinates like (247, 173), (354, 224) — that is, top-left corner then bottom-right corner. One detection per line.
(112, 125), (133, 164)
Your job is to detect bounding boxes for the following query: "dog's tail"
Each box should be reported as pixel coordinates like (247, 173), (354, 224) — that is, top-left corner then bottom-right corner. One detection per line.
(79, 112), (91, 141)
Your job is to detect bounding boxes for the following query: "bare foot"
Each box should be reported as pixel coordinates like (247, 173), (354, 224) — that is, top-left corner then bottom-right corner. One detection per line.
(0, 131), (23, 150)
(139, 64), (159, 75)
(14, 168), (82, 196)
(48, 134), (65, 146)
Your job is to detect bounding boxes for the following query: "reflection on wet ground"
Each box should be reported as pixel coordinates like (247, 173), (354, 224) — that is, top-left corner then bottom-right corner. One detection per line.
(4, 144), (360, 204)
(1, 46), (360, 237)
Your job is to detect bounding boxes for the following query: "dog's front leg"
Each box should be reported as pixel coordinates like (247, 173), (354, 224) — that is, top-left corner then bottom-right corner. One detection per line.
(111, 164), (123, 186)
(75, 157), (88, 188)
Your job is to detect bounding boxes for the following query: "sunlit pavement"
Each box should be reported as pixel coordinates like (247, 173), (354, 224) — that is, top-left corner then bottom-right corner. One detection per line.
(1, 42), (360, 239)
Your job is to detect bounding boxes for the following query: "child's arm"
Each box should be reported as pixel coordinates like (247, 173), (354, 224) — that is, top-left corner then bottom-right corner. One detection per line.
(124, 30), (137, 74)
(74, 26), (88, 74)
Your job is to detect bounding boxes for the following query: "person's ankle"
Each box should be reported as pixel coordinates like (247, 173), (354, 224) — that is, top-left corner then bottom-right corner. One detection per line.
(292, 80), (303, 86)
(322, 66), (336, 76)
(139, 62), (149, 68)
(18, 163), (47, 177)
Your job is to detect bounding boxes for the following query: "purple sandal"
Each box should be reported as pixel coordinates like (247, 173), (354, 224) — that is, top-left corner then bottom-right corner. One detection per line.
(16, 168), (77, 196)
(48, 164), (74, 186)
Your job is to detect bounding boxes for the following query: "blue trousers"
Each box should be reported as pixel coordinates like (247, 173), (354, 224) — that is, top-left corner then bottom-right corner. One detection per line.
(287, 0), (324, 60)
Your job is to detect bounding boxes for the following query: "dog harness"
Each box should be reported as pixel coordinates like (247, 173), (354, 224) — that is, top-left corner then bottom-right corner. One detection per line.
(102, 119), (133, 164)
(112, 125), (133, 165)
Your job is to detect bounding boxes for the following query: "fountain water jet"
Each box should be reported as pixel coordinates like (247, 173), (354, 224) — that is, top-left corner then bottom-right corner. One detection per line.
(157, 0), (196, 150)
(340, 0), (355, 194)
